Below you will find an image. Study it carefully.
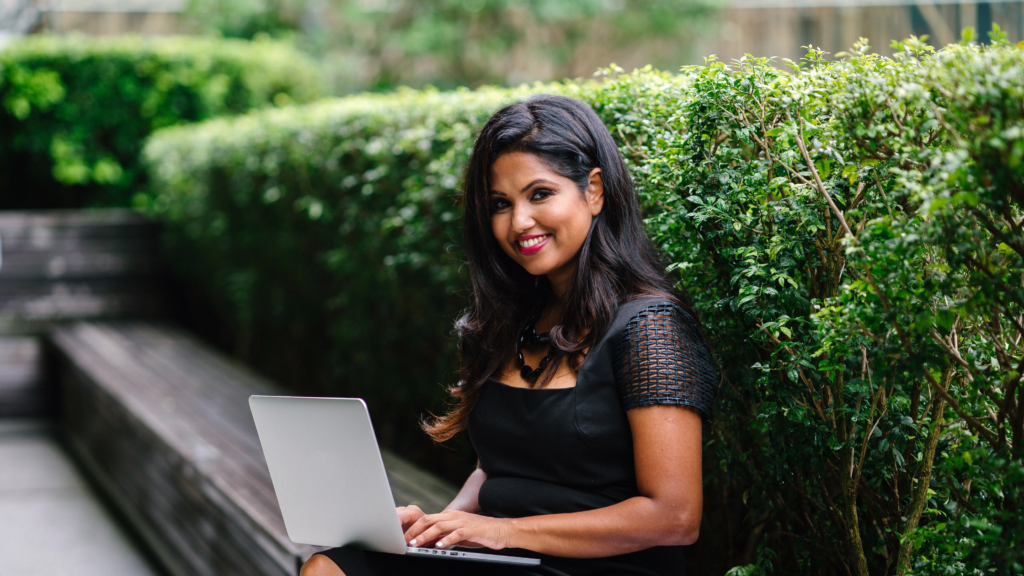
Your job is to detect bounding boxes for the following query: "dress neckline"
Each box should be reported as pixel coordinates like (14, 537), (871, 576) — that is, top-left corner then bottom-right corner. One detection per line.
(486, 336), (596, 391)
(485, 376), (578, 391)
(484, 296), (670, 392)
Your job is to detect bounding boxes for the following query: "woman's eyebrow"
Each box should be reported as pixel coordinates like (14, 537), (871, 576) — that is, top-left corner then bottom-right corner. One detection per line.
(489, 179), (558, 197)
(519, 179), (556, 193)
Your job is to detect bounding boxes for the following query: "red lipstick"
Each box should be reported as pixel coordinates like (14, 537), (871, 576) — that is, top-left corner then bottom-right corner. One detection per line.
(517, 234), (551, 255)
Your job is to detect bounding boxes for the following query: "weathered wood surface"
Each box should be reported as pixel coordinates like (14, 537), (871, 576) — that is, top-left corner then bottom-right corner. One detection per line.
(0, 210), (166, 416)
(0, 336), (47, 416)
(0, 210), (166, 332)
(51, 322), (458, 576)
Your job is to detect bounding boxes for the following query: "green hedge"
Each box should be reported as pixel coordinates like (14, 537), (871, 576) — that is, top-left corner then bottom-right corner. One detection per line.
(0, 35), (322, 208)
(610, 37), (1023, 575)
(142, 83), (589, 477)
(145, 36), (1023, 576)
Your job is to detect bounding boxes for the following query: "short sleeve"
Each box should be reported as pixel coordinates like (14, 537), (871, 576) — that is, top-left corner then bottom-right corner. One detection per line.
(614, 302), (718, 422)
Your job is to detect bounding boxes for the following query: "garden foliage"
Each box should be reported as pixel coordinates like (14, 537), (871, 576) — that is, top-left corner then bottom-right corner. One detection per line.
(598, 34), (1024, 575)
(142, 85), (576, 472)
(144, 34), (1023, 575)
(184, 0), (716, 93)
(0, 35), (322, 208)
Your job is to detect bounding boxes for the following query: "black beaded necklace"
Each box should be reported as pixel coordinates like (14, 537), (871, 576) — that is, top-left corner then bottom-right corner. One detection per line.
(517, 316), (552, 384)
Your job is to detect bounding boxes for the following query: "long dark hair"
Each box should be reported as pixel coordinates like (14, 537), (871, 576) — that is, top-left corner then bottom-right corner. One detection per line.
(423, 95), (690, 442)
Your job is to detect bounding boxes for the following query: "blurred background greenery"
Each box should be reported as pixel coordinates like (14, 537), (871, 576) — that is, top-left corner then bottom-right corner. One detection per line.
(5, 0), (1022, 211)
(182, 0), (720, 93)
(12, 1), (1024, 97)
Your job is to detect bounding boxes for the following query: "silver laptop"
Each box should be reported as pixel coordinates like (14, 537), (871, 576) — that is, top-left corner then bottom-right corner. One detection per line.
(249, 395), (540, 566)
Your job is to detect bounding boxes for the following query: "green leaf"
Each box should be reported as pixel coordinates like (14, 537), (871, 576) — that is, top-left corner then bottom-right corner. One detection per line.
(913, 311), (935, 334)
(815, 158), (832, 179)
(841, 164), (858, 185)
(935, 309), (955, 331)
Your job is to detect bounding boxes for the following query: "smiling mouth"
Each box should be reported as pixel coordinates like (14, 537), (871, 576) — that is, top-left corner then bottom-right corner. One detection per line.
(518, 234), (550, 248)
(516, 234), (551, 255)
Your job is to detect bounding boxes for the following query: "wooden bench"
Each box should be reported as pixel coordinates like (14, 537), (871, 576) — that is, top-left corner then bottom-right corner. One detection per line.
(0, 210), (166, 417)
(50, 321), (458, 576)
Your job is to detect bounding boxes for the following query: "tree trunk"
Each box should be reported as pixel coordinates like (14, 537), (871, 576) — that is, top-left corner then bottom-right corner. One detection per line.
(895, 366), (953, 575)
(834, 370), (871, 576)
(821, 235), (869, 576)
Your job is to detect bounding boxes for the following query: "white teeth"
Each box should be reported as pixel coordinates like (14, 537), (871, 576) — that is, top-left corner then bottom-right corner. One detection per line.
(519, 235), (549, 248)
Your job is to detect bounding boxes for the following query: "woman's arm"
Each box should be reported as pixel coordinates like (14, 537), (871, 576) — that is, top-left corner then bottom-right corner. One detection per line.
(404, 404), (703, 557)
(445, 464), (486, 513)
(397, 462), (487, 532)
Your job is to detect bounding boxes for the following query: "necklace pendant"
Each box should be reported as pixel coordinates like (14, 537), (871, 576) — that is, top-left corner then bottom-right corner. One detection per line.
(521, 365), (538, 382)
(517, 315), (553, 384)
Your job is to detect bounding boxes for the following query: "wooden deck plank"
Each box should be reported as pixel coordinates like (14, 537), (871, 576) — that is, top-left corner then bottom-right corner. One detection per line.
(0, 210), (167, 417)
(62, 367), (236, 576)
(95, 323), (458, 510)
(0, 209), (153, 230)
(102, 321), (458, 517)
(74, 324), (293, 523)
(0, 337), (47, 417)
(0, 279), (167, 335)
(0, 337), (40, 388)
(50, 321), (457, 576)
(0, 246), (162, 279)
(55, 331), (300, 576)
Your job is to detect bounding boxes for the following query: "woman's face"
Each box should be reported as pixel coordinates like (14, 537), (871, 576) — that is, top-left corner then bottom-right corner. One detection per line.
(488, 152), (604, 294)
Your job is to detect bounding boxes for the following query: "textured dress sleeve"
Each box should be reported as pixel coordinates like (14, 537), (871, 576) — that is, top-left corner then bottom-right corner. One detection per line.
(613, 301), (719, 422)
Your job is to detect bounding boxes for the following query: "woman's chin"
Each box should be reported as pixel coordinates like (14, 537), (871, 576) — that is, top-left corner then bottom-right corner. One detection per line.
(519, 262), (553, 277)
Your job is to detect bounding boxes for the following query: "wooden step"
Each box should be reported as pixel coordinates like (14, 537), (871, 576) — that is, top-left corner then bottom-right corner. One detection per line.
(0, 337), (47, 417)
(50, 321), (458, 576)
(0, 210), (167, 416)
(0, 210), (167, 332)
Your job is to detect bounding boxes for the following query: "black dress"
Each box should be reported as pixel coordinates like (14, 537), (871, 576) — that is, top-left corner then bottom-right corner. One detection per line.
(317, 297), (718, 576)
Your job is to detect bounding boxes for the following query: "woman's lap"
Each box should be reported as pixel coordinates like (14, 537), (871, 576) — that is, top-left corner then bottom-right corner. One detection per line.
(316, 546), (565, 576)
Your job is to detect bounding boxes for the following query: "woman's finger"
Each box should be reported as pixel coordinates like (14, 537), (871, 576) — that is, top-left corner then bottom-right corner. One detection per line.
(398, 504), (421, 517)
(434, 528), (465, 549)
(397, 505), (424, 529)
(405, 511), (449, 544)
(409, 519), (459, 548)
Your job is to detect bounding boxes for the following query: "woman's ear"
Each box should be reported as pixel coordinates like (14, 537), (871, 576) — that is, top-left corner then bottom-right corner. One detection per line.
(586, 167), (605, 216)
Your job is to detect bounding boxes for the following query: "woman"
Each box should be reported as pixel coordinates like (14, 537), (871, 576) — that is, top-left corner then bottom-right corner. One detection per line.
(301, 95), (717, 576)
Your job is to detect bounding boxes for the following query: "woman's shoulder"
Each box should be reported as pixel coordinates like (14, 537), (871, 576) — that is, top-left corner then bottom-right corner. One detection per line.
(595, 294), (697, 357)
(613, 294), (691, 327)
(611, 297), (718, 421)
(613, 298), (705, 361)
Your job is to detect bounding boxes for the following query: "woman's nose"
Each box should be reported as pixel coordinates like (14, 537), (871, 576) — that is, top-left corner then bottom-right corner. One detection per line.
(511, 202), (535, 233)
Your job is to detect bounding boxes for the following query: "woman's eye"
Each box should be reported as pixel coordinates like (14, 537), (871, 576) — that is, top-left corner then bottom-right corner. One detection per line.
(532, 189), (553, 200)
(489, 199), (510, 212)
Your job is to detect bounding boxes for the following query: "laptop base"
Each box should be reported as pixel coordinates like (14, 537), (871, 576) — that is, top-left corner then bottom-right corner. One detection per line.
(405, 546), (540, 566)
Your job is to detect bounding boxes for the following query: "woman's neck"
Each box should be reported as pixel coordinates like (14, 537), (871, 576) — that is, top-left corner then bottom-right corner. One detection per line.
(545, 257), (578, 302)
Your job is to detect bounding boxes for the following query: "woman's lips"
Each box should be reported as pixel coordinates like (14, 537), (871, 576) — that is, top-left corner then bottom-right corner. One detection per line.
(517, 234), (551, 255)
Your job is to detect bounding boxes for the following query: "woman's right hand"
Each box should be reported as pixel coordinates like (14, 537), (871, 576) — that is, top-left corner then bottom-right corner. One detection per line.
(399, 465), (486, 544)
(397, 504), (426, 533)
